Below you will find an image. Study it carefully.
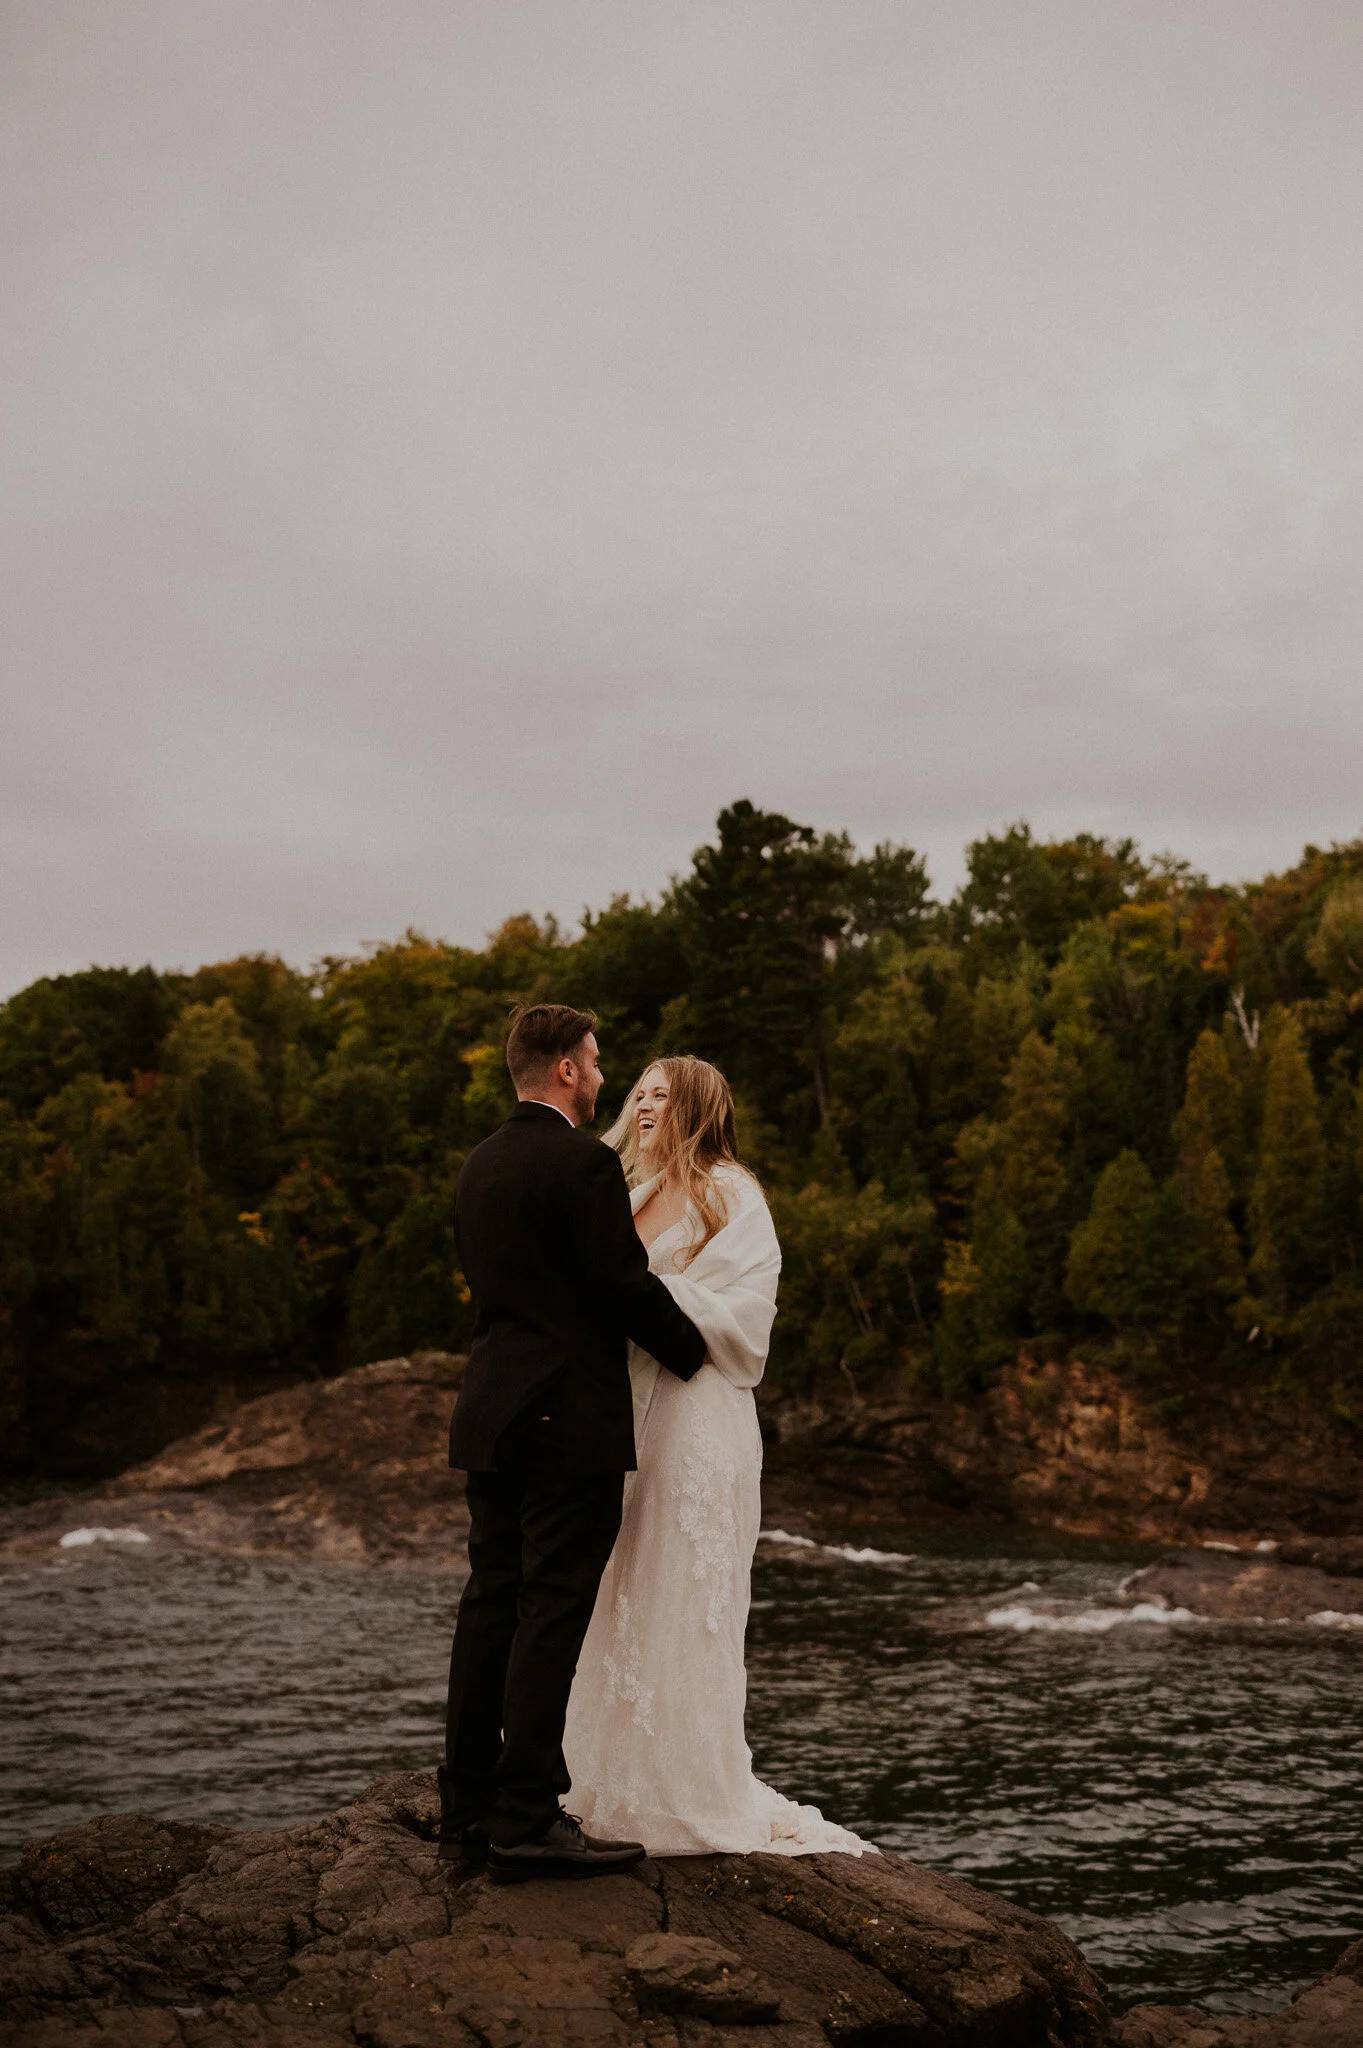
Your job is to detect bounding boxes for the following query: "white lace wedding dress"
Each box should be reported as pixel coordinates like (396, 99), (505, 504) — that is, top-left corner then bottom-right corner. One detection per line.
(563, 1164), (871, 1857)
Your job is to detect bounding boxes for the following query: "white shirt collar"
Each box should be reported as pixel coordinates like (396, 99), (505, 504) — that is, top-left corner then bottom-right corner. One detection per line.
(520, 1097), (576, 1127)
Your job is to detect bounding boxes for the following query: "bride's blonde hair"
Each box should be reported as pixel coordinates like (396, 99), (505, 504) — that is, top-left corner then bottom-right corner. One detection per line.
(604, 1054), (752, 1265)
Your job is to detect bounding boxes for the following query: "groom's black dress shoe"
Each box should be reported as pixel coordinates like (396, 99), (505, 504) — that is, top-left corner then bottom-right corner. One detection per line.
(487, 1811), (645, 1884)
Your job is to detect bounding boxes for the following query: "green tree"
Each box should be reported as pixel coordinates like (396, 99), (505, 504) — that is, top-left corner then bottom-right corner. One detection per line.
(670, 799), (928, 1128)
(185, 956), (319, 1112)
(932, 1032), (1069, 1386)
(348, 1182), (465, 1362)
(828, 955), (934, 1195)
(1307, 880), (1363, 994)
(932, 1208), (1031, 1395)
(1246, 1010), (1329, 1324)
(1172, 1030), (1246, 1305)
(562, 895), (688, 1112)
(997, 1032), (1068, 1221)
(953, 824), (1146, 964)
(163, 999), (272, 1198)
(1174, 1028), (1248, 1194)
(770, 1159), (934, 1393)
(0, 965), (178, 1116)
(1065, 1150), (1193, 1329)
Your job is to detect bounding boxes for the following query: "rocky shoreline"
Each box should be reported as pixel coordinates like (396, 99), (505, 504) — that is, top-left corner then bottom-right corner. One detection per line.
(759, 1354), (1363, 1550)
(4, 1354), (1363, 1632)
(0, 1353), (472, 1569)
(3, 1771), (1359, 2048)
(4, 1356), (1363, 2038)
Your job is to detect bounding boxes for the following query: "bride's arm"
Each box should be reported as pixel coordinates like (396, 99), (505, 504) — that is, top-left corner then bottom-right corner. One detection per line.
(654, 1190), (781, 1390)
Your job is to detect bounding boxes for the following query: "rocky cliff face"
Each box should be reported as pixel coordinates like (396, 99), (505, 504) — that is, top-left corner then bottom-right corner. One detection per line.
(5, 1348), (1362, 1567)
(0, 1353), (470, 1567)
(760, 1355), (1363, 1545)
(2, 1775), (1357, 2048)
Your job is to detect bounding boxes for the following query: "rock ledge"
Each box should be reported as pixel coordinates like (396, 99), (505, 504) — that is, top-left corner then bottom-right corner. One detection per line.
(1, 1771), (1112, 2046)
(4, 1775), (1361, 2047)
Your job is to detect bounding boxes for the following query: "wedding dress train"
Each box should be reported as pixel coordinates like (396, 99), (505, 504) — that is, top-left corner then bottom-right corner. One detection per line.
(563, 1165), (871, 1857)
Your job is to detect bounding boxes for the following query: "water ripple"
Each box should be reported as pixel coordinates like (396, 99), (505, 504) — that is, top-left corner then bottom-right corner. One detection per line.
(2, 1533), (1361, 2017)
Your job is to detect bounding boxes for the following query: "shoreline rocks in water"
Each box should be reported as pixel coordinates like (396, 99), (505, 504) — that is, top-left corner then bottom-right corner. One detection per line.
(4, 1353), (1363, 1629)
(1, 1773), (1358, 2047)
(1121, 1548), (1363, 1626)
(0, 1354), (471, 1568)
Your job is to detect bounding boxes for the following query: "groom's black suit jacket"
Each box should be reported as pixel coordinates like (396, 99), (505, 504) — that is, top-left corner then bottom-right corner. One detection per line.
(449, 1100), (706, 1473)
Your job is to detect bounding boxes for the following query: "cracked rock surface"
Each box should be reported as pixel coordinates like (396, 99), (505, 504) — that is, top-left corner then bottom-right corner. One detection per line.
(2, 1772), (1116, 2046)
(5, 1795), (1361, 2048)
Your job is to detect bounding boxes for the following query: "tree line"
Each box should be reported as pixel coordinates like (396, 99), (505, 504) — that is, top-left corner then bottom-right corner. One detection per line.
(3, 799), (1363, 1472)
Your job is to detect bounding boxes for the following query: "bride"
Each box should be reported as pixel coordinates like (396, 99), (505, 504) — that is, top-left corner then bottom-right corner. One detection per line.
(563, 1054), (871, 1858)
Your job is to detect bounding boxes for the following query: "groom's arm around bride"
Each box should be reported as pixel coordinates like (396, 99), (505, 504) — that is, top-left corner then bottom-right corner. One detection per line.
(441, 1003), (704, 1882)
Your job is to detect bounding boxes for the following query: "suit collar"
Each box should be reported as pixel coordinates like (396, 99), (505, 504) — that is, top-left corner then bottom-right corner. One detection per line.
(507, 1099), (578, 1129)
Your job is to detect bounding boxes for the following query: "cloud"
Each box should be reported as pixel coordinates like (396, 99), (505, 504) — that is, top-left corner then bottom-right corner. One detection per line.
(2, 0), (1362, 992)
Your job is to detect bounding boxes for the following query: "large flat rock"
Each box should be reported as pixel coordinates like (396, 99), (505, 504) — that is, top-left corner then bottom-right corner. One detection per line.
(4, 1777), (1360, 2045)
(0, 1772), (1113, 2047)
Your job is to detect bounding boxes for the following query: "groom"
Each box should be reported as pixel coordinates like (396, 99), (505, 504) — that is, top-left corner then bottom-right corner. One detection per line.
(441, 1003), (705, 1881)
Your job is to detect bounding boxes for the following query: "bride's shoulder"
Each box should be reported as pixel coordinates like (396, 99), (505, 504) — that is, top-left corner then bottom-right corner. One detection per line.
(709, 1162), (769, 1218)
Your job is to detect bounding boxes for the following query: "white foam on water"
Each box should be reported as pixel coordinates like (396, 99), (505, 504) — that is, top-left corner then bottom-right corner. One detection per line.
(1308, 1610), (1363, 1629)
(986, 1600), (1198, 1633)
(59, 1527), (151, 1548)
(757, 1529), (914, 1565)
(826, 1544), (916, 1565)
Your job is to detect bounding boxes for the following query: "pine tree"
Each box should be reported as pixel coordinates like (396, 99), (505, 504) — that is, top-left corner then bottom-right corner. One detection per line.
(1247, 1010), (1328, 1322)
(998, 1032), (1067, 1218)
(1306, 880), (1363, 993)
(926, 977), (976, 1132)
(1065, 1150), (1159, 1326)
(935, 1031), (1068, 1383)
(1186, 1145), (1245, 1304)
(968, 973), (1036, 1114)
(1174, 1028), (1248, 1196)
(1173, 1030), (1246, 1306)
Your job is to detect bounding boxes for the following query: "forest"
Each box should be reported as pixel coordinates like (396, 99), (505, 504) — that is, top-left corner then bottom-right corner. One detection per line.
(3, 799), (1363, 1475)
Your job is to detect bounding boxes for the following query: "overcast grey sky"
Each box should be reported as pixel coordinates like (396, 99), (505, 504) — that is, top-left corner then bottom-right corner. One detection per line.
(3, 0), (1361, 996)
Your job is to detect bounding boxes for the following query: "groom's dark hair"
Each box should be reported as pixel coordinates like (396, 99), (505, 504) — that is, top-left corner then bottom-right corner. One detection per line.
(505, 1003), (599, 1088)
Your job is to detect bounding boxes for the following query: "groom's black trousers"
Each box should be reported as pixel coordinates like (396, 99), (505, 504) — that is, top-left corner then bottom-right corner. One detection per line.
(444, 1417), (624, 1847)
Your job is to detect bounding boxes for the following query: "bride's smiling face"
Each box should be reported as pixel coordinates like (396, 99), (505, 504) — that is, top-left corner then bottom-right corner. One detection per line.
(633, 1066), (670, 1160)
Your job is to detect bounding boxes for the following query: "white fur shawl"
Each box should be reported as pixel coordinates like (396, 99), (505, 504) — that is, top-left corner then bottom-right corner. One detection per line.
(629, 1164), (781, 1390)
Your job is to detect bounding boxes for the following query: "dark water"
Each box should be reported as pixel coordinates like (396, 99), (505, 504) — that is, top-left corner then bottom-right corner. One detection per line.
(3, 1525), (1360, 2018)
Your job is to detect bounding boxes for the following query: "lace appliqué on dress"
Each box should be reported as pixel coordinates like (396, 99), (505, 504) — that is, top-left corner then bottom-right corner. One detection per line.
(673, 1396), (740, 1634)
(600, 1590), (654, 1734)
